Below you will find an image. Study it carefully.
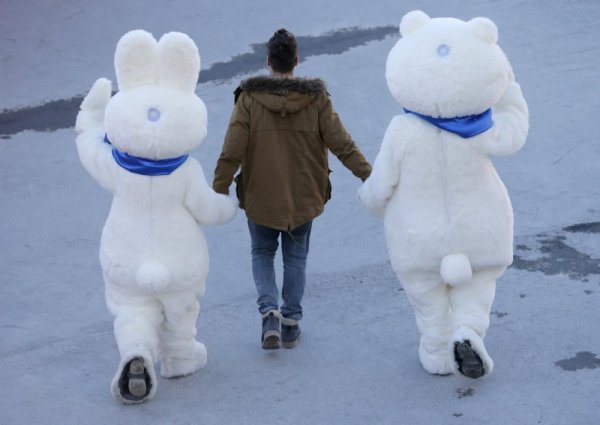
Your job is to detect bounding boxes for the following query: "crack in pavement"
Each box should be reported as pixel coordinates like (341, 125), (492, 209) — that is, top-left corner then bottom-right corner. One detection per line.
(0, 25), (397, 138)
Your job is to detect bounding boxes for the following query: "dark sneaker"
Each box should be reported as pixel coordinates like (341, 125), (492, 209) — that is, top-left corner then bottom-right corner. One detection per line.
(118, 357), (152, 402)
(261, 311), (281, 350)
(454, 340), (485, 379)
(281, 318), (301, 349)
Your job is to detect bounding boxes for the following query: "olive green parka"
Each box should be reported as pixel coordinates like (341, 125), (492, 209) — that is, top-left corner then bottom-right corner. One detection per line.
(213, 76), (372, 231)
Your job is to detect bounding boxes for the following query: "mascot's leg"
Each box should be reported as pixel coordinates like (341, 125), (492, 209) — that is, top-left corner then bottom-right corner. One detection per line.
(449, 266), (505, 379)
(105, 285), (162, 404)
(400, 271), (453, 375)
(158, 293), (207, 378)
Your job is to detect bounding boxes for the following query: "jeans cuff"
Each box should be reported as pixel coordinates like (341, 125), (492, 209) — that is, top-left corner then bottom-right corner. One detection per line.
(281, 315), (301, 324)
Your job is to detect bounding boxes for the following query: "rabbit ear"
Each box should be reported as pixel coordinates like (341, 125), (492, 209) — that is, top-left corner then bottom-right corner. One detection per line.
(114, 30), (159, 91)
(158, 32), (200, 92)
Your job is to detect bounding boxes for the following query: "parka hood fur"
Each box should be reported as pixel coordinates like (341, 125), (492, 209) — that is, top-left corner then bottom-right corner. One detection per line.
(240, 76), (327, 96)
(237, 76), (328, 114)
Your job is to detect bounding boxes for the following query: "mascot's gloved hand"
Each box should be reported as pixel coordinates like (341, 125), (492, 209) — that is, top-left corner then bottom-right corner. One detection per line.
(76, 78), (112, 134)
(356, 182), (386, 218)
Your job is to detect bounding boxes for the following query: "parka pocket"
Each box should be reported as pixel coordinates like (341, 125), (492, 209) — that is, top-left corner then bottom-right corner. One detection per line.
(234, 173), (245, 209)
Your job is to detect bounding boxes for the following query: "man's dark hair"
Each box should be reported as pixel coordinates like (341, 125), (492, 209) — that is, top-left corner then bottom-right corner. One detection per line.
(267, 28), (298, 73)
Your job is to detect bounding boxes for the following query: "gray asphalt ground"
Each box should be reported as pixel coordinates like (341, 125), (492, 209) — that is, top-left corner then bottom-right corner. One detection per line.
(1, 1), (598, 424)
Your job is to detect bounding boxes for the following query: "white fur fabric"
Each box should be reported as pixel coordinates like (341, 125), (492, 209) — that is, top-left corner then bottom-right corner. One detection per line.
(76, 30), (237, 403)
(358, 86), (528, 275)
(358, 9), (528, 287)
(440, 253), (472, 286)
(358, 11), (529, 378)
(419, 342), (452, 376)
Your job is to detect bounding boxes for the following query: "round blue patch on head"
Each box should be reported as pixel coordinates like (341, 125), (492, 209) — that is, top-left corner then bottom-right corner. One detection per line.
(437, 44), (450, 57)
(147, 108), (161, 122)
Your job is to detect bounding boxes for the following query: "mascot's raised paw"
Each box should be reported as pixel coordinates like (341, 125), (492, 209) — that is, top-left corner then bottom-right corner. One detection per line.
(360, 10), (528, 380)
(75, 77), (112, 133)
(75, 29), (236, 404)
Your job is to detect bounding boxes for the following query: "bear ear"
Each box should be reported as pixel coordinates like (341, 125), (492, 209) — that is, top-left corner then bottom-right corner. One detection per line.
(158, 32), (200, 93)
(400, 10), (431, 36)
(467, 17), (498, 44)
(114, 30), (159, 91)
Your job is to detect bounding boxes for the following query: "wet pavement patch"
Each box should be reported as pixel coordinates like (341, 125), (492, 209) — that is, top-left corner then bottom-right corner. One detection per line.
(0, 96), (84, 136)
(456, 388), (475, 399)
(512, 225), (600, 280)
(555, 351), (600, 371)
(199, 25), (397, 85)
(563, 221), (600, 234)
(0, 25), (397, 138)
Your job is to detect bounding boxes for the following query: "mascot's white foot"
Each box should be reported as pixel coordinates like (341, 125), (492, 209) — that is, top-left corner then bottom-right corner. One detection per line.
(450, 326), (494, 379)
(161, 341), (207, 378)
(419, 343), (452, 375)
(111, 350), (157, 404)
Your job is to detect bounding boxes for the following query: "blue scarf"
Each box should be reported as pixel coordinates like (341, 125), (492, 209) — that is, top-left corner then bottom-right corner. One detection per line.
(403, 108), (493, 138)
(103, 134), (188, 176)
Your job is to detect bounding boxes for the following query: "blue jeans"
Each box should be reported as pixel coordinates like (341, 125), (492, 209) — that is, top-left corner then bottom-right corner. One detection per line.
(248, 219), (312, 321)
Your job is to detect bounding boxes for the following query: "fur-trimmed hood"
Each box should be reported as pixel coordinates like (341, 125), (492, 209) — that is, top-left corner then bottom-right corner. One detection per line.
(240, 76), (327, 96)
(235, 76), (328, 114)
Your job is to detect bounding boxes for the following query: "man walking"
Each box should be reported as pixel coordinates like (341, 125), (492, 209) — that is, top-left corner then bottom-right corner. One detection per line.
(213, 28), (371, 350)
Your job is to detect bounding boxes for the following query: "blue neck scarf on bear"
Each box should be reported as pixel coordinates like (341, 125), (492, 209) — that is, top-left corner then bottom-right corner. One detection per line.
(403, 108), (493, 138)
(103, 134), (188, 176)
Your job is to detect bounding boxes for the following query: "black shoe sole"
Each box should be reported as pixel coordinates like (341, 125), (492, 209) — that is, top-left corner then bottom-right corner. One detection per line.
(454, 341), (485, 379)
(118, 357), (152, 402)
(128, 358), (147, 397)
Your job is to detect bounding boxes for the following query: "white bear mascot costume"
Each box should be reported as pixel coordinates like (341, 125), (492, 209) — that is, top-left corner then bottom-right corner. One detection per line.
(359, 11), (528, 379)
(75, 30), (236, 403)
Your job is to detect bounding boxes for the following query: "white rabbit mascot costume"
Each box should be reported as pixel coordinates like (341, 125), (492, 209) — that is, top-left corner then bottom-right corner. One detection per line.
(75, 30), (236, 403)
(358, 11), (528, 379)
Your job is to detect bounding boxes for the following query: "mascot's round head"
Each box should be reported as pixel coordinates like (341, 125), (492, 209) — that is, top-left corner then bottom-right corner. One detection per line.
(104, 30), (207, 159)
(386, 10), (512, 118)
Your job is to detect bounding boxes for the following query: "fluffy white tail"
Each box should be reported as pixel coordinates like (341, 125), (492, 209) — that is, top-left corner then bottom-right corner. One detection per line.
(440, 253), (472, 286)
(136, 262), (171, 292)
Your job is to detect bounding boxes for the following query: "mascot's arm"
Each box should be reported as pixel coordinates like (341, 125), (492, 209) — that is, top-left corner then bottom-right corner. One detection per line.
(75, 78), (117, 192)
(479, 79), (529, 156)
(184, 160), (237, 226)
(357, 117), (404, 216)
